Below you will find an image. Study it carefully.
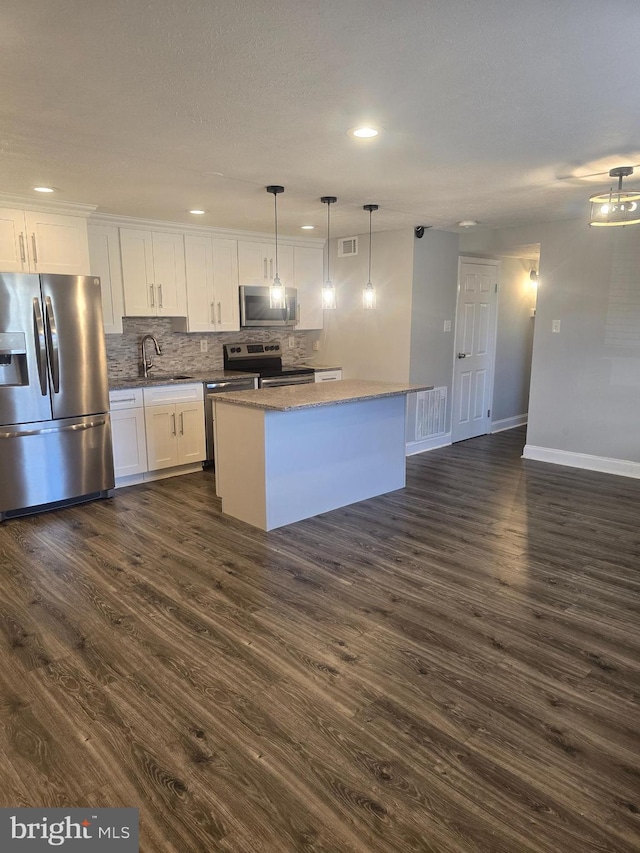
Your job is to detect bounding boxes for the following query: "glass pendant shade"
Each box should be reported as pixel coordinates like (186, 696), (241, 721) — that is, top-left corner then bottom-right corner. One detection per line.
(362, 204), (379, 309)
(270, 274), (286, 309)
(363, 282), (376, 309)
(589, 167), (640, 227)
(321, 196), (337, 309)
(322, 280), (337, 309)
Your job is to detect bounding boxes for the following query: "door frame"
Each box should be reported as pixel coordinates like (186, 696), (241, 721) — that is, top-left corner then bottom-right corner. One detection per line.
(451, 256), (501, 443)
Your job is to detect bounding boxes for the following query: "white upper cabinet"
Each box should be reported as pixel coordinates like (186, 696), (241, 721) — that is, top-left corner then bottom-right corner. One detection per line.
(294, 246), (324, 330)
(88, 223), (125, 334)
(178, 235), (239, 333)
(120, 228), (186, 317)
(0, 207), (90, 275)
(237, 240), (294, 290)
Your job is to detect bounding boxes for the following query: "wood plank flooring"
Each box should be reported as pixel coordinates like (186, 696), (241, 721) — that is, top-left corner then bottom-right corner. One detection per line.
(0, 426), (639, 852)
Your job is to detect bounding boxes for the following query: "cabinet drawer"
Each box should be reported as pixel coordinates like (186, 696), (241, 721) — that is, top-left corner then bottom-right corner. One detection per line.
(109, 388), (144, 409)
(143, 382), (204, 407)
(314, 370), (342, 382)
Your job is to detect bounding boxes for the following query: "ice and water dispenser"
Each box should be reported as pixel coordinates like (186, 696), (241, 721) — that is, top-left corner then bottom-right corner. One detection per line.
(0, 332), (29, 387)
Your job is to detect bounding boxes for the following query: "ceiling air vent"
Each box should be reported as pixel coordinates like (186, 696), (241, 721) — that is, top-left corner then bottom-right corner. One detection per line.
(338, 236), (358, 257)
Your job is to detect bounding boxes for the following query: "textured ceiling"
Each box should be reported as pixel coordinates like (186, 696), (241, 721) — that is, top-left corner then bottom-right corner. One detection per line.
(1, 0), (639, 237)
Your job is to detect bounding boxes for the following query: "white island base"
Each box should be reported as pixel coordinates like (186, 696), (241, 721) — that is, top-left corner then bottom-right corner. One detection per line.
(214, 393), (408, 531)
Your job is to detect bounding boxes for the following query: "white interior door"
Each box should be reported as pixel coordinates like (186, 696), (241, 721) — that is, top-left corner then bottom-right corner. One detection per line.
(451, 259), (499, 443)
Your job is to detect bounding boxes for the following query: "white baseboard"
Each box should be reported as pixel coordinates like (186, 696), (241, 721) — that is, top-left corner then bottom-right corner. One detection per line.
(491, 414), (528, 433)
(523, 445), (640, 479)
(406, 433), (452, 456)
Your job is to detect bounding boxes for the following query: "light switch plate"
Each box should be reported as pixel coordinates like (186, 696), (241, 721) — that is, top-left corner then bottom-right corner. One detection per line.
(312, 340), (320, 351)
(443, 320), (452, 332)
(552, 320), (561, 333)
(288, 336), (295, 349)
(200, 340), (208, 352)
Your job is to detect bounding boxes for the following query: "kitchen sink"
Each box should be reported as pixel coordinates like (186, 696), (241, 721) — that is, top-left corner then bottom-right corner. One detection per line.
(150, 374), (194, 381)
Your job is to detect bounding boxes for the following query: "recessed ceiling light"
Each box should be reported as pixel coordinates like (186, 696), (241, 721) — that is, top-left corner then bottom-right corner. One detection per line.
(457, 220), (478, 228)
(349, 126), (380, 139)
(33, 186), (55, 193)
(300, 225), (315, 230)
(189, 209), (206, 215)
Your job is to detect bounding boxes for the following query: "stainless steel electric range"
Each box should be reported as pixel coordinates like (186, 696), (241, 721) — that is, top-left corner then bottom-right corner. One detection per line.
(223, 342), (315, 388)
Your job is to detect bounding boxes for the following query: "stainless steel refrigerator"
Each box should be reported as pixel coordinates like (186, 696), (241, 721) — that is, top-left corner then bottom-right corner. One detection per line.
(0, 273), (114, 520)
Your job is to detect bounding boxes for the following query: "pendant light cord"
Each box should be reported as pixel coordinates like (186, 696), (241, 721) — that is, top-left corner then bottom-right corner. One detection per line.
(274, 193), (279, 276)
(368, 208), (372, 283)
(327, 202), (330, 278)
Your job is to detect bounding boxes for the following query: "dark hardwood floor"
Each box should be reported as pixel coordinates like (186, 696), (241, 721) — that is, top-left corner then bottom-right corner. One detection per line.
(0, 426), (639, 852)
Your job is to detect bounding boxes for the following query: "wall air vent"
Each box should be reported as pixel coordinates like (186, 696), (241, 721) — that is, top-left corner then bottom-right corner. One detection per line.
(338, 236), (358, 257)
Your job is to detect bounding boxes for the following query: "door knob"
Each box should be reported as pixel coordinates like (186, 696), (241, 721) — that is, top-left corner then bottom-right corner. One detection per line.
(457, 352), (467, 359)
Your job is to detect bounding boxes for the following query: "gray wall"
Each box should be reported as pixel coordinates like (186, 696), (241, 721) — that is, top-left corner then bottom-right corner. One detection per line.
(319, 229), (415, 381)
(461, 218), (640, 463)
(488, 256), (536, 423)
(409, 230), (459, 431)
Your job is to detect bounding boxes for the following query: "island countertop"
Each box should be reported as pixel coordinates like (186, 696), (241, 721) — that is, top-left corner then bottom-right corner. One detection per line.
(214, 379), (432, 412)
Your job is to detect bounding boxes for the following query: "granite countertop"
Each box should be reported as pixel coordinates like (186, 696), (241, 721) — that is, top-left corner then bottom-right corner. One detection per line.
(109, 370), (259, 391)
(214, 379), (433, 412)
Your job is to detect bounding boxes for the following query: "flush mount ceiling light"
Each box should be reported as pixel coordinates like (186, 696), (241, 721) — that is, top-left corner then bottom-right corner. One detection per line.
(266, 185), (286, 309)
(300, 225), (315, 230)
(189, 209), (206, 215)
(589, 166), (640, 227)
(348, 126), (381, 140)
(363, 204), (379, 309)
(321, 196), (337, 310)
(457, 220), (478, 228)
(33, 186), (55, 193)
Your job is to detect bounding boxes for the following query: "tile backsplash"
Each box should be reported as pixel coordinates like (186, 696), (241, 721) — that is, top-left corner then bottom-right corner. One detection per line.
(105, 318), (310, 380)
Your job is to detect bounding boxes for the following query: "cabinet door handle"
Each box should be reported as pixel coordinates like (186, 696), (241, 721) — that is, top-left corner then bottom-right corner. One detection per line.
(263, 258), (268, 280)
(158, 284), (163, 308)
(269, 258), (273, 279)
(149, 284), (155, 307)
(113, 396), (137, 404)
(31, 233), (38, 264)
(179, 412), (184, 435)
(19, 233), (26, 263)
(217, 301), (221, 323)
(171, 413), (176, 436)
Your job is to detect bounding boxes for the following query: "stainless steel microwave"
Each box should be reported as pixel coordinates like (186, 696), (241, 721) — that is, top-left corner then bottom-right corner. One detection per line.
(239, 285), (297, 327)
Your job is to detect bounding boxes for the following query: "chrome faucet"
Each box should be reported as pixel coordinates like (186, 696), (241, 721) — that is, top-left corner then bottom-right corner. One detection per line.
(140, 334), (162, 378)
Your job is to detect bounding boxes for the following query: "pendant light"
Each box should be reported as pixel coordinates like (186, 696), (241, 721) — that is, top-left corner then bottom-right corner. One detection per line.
(362, 204), (378, 309)
(321, 196), (337, 309)
(589, 167), (640, 227)
(266, 185), (286, 308)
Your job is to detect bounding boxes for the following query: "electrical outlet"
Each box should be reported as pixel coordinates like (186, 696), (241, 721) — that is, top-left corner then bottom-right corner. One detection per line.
(312, 340), (320, 351)
(288, 336), (295, 349)
(200, 340), (208, 352)
(443, 320), (452, 332)
(552, 320), (561, 333)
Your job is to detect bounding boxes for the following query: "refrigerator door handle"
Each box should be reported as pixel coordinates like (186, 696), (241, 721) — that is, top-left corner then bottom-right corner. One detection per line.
(32, 297), (48, 396)
(0, 417), (107, 440)
(44, 296), (61, 393)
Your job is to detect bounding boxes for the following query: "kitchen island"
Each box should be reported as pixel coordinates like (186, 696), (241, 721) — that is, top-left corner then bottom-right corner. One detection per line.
(213, 379), (431, 530)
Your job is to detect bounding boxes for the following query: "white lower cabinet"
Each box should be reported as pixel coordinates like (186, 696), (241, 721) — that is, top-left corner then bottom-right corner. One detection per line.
(143, 383), (206, 472)
(315, 369), (343, 382)
(110, 383), (206, 485)
(109, 389), (148, 479)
